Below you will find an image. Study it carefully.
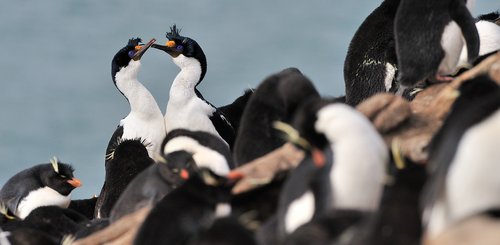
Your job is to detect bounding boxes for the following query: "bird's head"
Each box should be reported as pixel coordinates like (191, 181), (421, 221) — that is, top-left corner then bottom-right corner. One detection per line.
(42, 157), (82, 196)
(152, 25), (207, 84)
(111, 38), (155, 82)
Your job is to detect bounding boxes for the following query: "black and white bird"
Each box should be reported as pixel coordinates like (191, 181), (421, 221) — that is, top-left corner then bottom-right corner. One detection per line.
(162, 129), (235, 176)
(295, 100), (388, 211)
(0, 158), (81, 219)
(456, 11), (500, 69)
(422, 75), (500, 239)
(394, 0), (479, 88)
(110, 129), (234, 222)
(108, 38), (165, 158)
(343, 0), (401, 106)
(95, 38), (161, 219)
(273, 147), (333, 243)
(133, 168), (236, 245)
(233, 67), (320, 165)
(152, 25), (252, 149)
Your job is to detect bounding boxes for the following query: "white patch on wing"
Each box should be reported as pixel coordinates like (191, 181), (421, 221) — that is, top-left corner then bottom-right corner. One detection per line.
(315, 104), (388, 211)
(115, 60), (166, 157)
(163, 136), (230, 176)
(384, 63), (397, 91)
(285, 191), (315, 234)
(426, 109), (500, 238)
(16, 186), (71, 219)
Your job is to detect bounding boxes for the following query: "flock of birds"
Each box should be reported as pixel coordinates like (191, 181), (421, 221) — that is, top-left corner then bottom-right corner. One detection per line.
(1, 0), (500, 244)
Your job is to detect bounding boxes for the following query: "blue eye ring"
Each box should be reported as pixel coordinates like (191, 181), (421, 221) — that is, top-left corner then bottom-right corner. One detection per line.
(176, 45), (183, 51)
(128, 50), (135, 58)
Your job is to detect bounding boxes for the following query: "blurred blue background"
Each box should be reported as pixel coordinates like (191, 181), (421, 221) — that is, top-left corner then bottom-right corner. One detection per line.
(0, 0), (497, 199)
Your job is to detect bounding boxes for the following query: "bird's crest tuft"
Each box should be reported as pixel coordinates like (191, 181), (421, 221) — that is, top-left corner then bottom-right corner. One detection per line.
(50, 156), (60, 174)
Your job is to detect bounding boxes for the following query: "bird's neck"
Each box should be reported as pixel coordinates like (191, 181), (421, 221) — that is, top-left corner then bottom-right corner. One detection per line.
(115, 61), (162, 118)
(168, 62), (203, 104)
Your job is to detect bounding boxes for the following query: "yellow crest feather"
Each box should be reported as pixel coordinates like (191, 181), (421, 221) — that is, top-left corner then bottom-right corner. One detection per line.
(272, 121), (311, 150)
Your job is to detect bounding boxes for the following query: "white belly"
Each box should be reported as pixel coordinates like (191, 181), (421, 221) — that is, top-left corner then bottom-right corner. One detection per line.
(16, 186), (71, 219)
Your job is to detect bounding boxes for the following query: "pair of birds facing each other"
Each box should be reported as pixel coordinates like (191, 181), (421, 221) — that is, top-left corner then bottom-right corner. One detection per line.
(344, 0), (480, 106)
(95, 26), (252, 218)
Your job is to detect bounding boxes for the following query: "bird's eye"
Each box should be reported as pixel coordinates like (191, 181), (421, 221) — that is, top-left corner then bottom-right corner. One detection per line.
(60, 175), (66, 178)
(172, 168), (179, 173)
(128, 50), (135, 58)
(176, 45), (183, 51)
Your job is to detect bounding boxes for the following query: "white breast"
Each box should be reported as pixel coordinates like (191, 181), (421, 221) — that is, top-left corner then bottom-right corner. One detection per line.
(163, 136), (230, 176)
(426, 109), (500, 237)
(115, 60), (166, 157)
(457, 21), (500, 69)
(16, 186), (71, 219)
(315, 104), (388, 211)
(284, 190), (315, 234)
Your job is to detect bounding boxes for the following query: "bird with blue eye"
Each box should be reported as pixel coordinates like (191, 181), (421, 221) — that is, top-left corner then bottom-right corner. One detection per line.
(151, 25), (252, 150)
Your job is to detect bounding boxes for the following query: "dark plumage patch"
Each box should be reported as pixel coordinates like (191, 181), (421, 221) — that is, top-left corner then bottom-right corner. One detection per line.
(343, 0), (400, 106)
(94, 138), (154, 219)
(134, 168), (233, 245)
(233, 68), (320, 165)
(477, 11), (500, 22)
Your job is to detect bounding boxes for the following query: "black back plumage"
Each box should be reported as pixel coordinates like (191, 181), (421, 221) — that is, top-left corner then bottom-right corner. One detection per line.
(395, 0), (479, 86)
(477, 11), (500, 22)
(190, 216), (258, 245)
(0, 162), (76, 216)
(284, 209), (367, 245)
(1, 206), (88, 242)
(343, 0), (400, 106)
(68, 196), (98, 220)
(218, 89), (254, 142)
(133, 168), (233, 245)
(274, 148), (333, 243)
(233, 68), (320, 165)
(110, 150), (197, 222)
(94, 137), (154, 219)
(422, 75), (500, 213)
(351, 161), (426, 245)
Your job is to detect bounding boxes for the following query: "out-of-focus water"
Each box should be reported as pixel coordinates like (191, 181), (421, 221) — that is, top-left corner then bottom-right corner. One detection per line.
(0, 0), (497, 199)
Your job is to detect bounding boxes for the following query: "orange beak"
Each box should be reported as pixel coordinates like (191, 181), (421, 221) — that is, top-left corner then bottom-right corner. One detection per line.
(67, 178), (82, 188)
(180, 169), (189, 180)
(312, 148), (326, 168)
(227, 171), (244, 181)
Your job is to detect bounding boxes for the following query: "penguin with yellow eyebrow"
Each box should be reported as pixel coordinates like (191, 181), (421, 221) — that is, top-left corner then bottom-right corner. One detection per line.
(0, 158), (82, 219)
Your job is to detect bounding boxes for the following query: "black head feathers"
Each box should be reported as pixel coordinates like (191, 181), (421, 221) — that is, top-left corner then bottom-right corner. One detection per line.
(166, 25), (184, 41)
(127, 38), (142, 47)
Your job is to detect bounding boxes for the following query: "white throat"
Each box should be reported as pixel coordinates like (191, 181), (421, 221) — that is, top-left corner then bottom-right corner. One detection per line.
(164, 55), (224, 143)
(115, 60), (166, 157)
